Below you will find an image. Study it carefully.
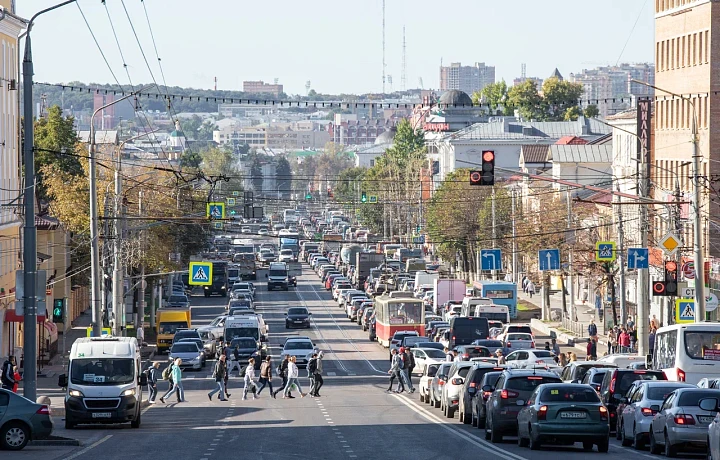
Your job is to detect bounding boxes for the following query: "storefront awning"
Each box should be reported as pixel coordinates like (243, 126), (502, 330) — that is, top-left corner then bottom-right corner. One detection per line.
(4, 309), (46, 323)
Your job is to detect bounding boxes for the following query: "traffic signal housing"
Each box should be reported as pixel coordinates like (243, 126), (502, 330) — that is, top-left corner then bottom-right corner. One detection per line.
(361, 191), (367, 203)
(664, 260), (678, 295)
(52, 298), (65, 323)
(480, 150), (495, 186)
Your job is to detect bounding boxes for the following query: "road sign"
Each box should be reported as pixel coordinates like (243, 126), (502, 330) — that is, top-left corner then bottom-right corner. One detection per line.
(627, 248), (649, 269)
(232, 191), (240, 196)
(368, 195), (378, 204)
(227, 197), (236, 206)
(189, 262), (213, 286)
(480, 249), (502, 271)
(305, 193), (312, 200)
(538, 249), (560, 271)
(675, 299), (695, 323)
(596, 241), (616, 262)
(682, 261), (695, 280)
(86, 327), (112, 337)
(707, 293), (719, 312)
(412, 235), (425, 244)
(213, 222), (223, 230)
(206, 202), (225, 219)
(659, 233), (681, 255)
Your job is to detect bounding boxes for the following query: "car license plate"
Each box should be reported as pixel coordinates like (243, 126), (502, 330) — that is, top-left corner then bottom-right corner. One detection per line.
(294, 320), (303, 323)
(560, 411), (586, 419)
(699, 415), (714, 423)
(91, 412), (112, 419)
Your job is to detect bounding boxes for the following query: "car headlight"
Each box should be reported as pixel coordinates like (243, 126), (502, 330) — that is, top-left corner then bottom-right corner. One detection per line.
(69, 389), (84, 397)
(121, 388), (136, 397)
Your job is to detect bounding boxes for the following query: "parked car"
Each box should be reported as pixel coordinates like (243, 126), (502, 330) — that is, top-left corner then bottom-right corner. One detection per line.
(649, 387), (720, 456)
(0, 389), (53, 450)
(516, 383), (610, 452)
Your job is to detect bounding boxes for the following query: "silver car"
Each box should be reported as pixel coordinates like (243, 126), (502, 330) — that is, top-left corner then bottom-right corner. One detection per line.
(504, 333), (535, 351)
(169, 342), (205, 370)
(619, 381), (694, 449)
(649, 387), (720, 456)
(701, 397), (720, 460)
(0, 389), (53, 450)
(428, 362), (453, 408)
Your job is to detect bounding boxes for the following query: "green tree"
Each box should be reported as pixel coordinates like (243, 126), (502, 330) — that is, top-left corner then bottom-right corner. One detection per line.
(584, 104), (600, 118)
(542, 77), (585, 121)
(564, 106), (582, 121)
(33, 105), (83, 199)
(250, 158), (263, 193)
(179, 150), (202, 168)
(335, 166), (367, 203)
(200, 147), (236, 176)
(179, 115), (202, 139)
(197, 119), (218, 141)
(473, 80), (514, 115)
(275, 156), (292, 198)
(507, 80), (545, 121)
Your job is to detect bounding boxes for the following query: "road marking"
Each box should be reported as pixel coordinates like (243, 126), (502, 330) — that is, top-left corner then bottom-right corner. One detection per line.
(64, 435), (112, 460)
(393, 394), (527, 460)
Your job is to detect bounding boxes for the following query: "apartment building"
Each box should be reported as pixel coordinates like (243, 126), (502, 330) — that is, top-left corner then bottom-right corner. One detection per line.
(439, 62), (495, 96)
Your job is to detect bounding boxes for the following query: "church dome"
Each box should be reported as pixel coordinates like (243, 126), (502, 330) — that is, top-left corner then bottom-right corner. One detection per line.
(438, 90), (473, 107)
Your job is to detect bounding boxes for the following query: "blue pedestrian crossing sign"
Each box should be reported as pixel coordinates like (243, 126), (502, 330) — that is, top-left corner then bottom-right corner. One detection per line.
(189, 262), (213, 286)
(595, 241), (616, 262)
(206, 202), (225, 219)
(538, 249), (560, 271)
(627, 248), (649, 269)
(227, 197), (236, 206)
(675, 299), (695, 323)
(480, 249), (502, 271)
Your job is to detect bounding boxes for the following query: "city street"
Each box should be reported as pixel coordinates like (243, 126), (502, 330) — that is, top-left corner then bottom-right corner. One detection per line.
(15, 266), (703, 460)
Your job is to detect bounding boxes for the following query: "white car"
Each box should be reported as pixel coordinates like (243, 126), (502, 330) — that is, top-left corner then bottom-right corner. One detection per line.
(198, 315), (227, 341)
(334, 288), (353, 302)
(504, 332), (535, 351)
(419, 363), (441, 404)
(279, 249), (294, 262)
(411, 347), (447, 375)
(444, 305), (462, 321)
(280, 336), (315, 368)
(504, 349), (556, 369)
(241, 227), (251, 233)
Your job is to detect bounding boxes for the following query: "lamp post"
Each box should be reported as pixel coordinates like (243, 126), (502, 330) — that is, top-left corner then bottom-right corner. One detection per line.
(631, 79), (705, 323)
(17, 0), (78, 402)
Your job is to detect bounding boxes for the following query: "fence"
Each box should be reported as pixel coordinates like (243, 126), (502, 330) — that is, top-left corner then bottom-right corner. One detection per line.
(70, 286), (90, 325)
(561, 317), (586, 338)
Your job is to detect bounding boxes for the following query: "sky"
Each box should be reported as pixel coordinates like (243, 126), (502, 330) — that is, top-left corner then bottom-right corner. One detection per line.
(20, 0), (655, 96)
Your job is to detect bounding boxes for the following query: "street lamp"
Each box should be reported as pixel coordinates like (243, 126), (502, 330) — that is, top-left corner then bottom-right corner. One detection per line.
(631, 79), (705, 323)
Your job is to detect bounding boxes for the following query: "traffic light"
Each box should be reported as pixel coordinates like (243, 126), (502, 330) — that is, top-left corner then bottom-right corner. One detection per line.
(361, 191), (367, 203)
(305, 193), (312, 200)
(52, 298), (65, 323)
(480, 150), (495, 186)
(664, 260), (678, 295)
(652, 281), (668, 297)
(469, 170), (482, 186)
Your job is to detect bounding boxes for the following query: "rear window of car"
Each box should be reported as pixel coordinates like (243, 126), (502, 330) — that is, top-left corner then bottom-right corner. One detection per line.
(507, 376), (562, 391)
(507, 326), (532, 334)
(533, 351), (554, 358)
(648, 386), (683, 400)
(541, 387), (600, 403)
(483, 372), (503, 388)
(507, 333), (532, 341)
(591, 371), (609, 384)
(471, 367), (505, 383)
(457, 366), (473, 378)
(678, 390), (720, 406)
(287, 308), (307, 315)
(394, 332), (418, 340)
(617, 371), (666, 393)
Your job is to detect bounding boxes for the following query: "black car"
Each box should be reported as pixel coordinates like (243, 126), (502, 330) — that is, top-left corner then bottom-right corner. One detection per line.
(581, 367), (614, 393)
(229, 337), (262, 369)
(455, 345), (492, 361)
(285, 307), (312, 329)
(472, 371), (504, 429)
(599, 368), (667, 433)
(458, 365), (506, 425)
(472, 339), (508, 356)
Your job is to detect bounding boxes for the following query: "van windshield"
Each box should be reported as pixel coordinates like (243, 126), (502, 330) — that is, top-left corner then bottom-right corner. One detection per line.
(159, 321), (188, 334)
(71, 358), (134, 385)
(225, 327), (259, 341)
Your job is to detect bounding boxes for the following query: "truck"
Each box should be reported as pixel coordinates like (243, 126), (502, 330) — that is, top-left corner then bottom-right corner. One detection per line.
(156, 307), (191, 353)
(230, 253), (257, 280)
(398, 248), (423, 263)
(432, 279), (467, 315)
(355, 252), (385, 290)
(416, 271), (440, 290)
(405, 258), (427, 274)
(267, 262), (290, 291)
(322, 234), (343, 254)
(288, 262), (302, 286)
(59, 337), (147, 429)
(203, 261), (229, 297)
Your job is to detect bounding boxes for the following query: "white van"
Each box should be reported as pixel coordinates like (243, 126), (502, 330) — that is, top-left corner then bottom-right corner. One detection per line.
(653, 322), (720, 384)
(460, 296), (493, 316)
(59, 337), (146, 429)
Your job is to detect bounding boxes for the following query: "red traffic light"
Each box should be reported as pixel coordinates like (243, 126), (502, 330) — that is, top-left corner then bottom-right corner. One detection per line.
(482, 150), (495, 162)
(652, 281), (667, 296)
(665, 260), (678, 272)
(469, 171), (482, 185)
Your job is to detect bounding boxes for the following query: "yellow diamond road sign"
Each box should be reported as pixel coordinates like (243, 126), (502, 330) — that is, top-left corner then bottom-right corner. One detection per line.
(659, 233), (681, 255)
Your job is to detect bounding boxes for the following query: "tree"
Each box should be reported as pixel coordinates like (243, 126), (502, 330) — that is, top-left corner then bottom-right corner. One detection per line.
(197, 119), (218, 141)
(200, 147), (236, 177)
(584, 105), (600, 118)
(564, 106), (582, 121)
(34, 106), (83, 200)
(250, 157), (263, 193)
(507, 80), (545, 121)
(335, 167), (367, 203)
(179, 150), (202, 168)
(275, 156), (292, 198)
(474, 80), (514, 115)
(179, 115), (202, 140)
(542, 77), (585, 121)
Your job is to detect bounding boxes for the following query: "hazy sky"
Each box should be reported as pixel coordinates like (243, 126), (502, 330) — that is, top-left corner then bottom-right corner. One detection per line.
(20, 0), (654, 95)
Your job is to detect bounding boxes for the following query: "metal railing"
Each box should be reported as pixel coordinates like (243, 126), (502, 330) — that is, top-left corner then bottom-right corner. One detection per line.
(561, 317), (586, 338)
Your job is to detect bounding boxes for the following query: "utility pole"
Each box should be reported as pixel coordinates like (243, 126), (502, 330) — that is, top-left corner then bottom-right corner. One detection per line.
(637, 138), (650, 355)
(566, 189), (575, 321)
(112, 154), (123, 336)
(138, 190), (145, 331)
(511, 188), (517, 284)
(102, 194), (111, 328)
(617, 186), (627, 327)
(691, 107), (705, 322)
(491, 186), (497, 280)
(672, 181), (682, 326)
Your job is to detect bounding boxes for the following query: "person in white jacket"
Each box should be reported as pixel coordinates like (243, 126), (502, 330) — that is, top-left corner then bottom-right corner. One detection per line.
(243, 358), (259, 400)
(283, 356), (306, 398)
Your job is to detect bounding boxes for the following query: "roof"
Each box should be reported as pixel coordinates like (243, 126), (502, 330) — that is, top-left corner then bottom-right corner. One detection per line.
(549, 68), (564, 81)
(547, 144), (613, 163)
(71, 337), (138, 359)
(555, 136), (588, 145)
(520, 144), (549, 164)
(76, 130), (119, 145)
(588, 133), (612, 145)
(448, 117), (611, 142)
(35, 214), (59, 230)
(439, 90), (473, 107)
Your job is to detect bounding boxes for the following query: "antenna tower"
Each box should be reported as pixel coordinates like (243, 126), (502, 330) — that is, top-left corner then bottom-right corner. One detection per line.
(521, 63), (526, 79)
(305, 81), (311, 96)
(382, 0), (386, 94)
(401, 25), (407, 91)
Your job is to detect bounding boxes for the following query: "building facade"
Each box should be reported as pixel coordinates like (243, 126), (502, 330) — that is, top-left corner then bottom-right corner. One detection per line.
(439, 62), (495, 96)
(243, 80), (284, 97)
(569, 63), (655, 117)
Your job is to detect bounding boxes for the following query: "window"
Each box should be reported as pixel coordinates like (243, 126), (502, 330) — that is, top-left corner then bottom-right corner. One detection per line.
(706, 31), (710, 63)
(648, 386), (681, 400)
(541, 387), (600, 403)
(0, 392), (8, 406)
(655, 329), (677, 369)
(684, 331), (720, 360)
(661, 392), (675, 411)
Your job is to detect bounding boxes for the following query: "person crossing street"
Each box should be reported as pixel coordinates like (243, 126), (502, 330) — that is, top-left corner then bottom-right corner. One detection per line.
(208, 355), (229, 401)
(257, 356), (275, 398)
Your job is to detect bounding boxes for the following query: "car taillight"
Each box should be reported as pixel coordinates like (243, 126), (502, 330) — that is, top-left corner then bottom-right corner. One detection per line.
(536, 360), (545, 364)
(599, 406), (608, 420)
(674, 414), (695, 425)
(463, 354), (469, 359)
(609, 376), (616, 393)
(507, 342), (512, 348)
(451, 378), (463, 385)
(641, 407), (656, 416)
(501, 389), (519, 399)
(538, 405), (548, 420)
(439, 380), (445, 386)
(677, 368), (686, 382)
(483, 391), (492, 400)
(530, 342), (535, 348)
(36, 405), (51, 415)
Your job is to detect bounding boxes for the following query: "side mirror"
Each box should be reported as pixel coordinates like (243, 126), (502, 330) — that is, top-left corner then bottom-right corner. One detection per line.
(284, 312), (288, 315)
(699, 398), (720, 412)
(650, 404), (660, 412)
(58, 374), (68, 388)
(516, 399), (526, 406)
(139, 373), (148, 387)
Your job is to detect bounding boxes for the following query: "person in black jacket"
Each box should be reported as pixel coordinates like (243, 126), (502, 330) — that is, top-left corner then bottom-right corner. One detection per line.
(1, 356), (16, 391)
(272, 355), (292, 398)
(147, 362), (161, 403)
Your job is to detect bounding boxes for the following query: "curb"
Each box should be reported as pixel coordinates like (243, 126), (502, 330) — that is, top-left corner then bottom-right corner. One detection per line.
(29, 436), (81, 447)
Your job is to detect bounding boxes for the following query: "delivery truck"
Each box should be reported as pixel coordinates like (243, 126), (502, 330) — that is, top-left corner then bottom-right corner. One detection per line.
(156, 307), (191, 353)
(432, 279), (466, 315)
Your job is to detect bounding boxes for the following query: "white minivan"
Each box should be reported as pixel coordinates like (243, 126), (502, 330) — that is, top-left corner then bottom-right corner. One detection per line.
(652, 322), (720, 384)
(59, 337), (147, 429)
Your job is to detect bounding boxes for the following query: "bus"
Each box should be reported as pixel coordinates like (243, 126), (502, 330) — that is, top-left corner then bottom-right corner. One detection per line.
(472, 304), (511, 324)
(652, 322), (720, 384)
(471, 280), (518, 319)
(374, 293), (425, 347)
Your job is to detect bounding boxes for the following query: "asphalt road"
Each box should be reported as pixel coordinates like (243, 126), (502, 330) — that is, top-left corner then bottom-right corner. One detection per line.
(18, 263), (705, 460)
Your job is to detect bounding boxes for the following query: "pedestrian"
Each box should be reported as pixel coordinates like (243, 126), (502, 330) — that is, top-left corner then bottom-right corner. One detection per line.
(242, 358), (259, 400)
(1, 355), (16, 391)
(11, 366), (20, 393)
(308, 353), (318, 395)
(587, 319), (598, 340)
(551, 338), (561, 357)
(257, 356), (275, 398)
(527, 281), (535, 298)
(222, 352), (232, 399)
(608, 329), (617, 354)
(386, 348), (405, 393)
(283, 356), (306, 398)
(569, 352), (577, 362)
(273, 355), (292, 398)
(399, 348), (415, 393)
(618, 328), (630, 353)
(558, 353), (568, 367)
(137, 323), (145, 346)
(146, 362), (161, 403)
(160, 358), (185, 403)
(544, 342), (551, 351)
(630, 326), (638, 351)
(495, 349), (506, 365)
(650, 314), (659, 330)
(227, 343), (242, 376)
(587, 338), (597, 360)
(627, 316), (635, 330)
(649, 327), (656, 358)
(444, 347), (454, 362)
(208, 355), (229, 401)
(312, 351), (324, 397)
(161, 359), (182, 403)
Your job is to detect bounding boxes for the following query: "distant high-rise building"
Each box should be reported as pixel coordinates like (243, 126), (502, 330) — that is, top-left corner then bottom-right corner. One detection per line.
(243, 80), (284, 97)
(568, 63), (655, 117)
(513, 76), (543, 88)
(439, 62), (495, 96)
